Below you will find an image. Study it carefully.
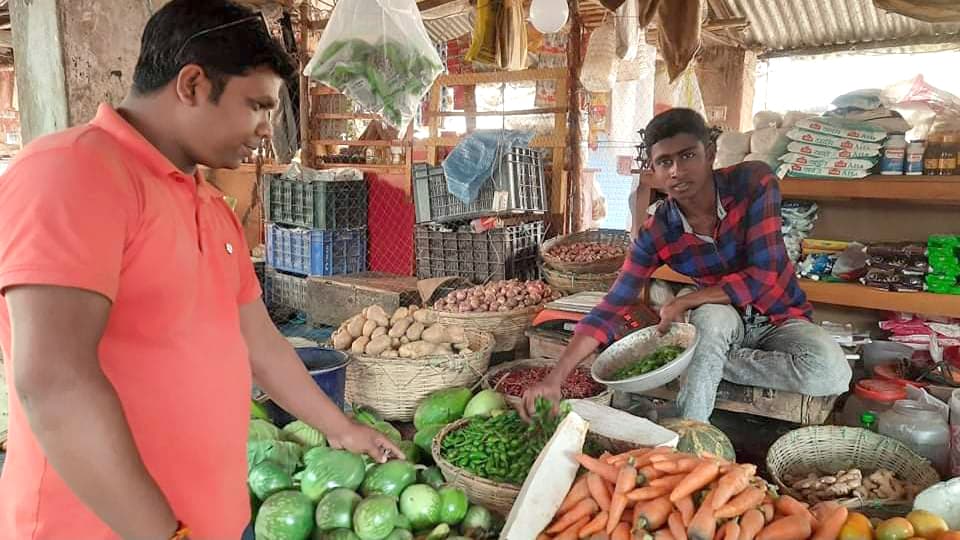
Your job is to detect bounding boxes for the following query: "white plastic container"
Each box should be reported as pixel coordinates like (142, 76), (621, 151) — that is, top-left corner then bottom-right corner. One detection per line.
(950, 389), (960, 477)
(879, 400), (950, 475)
(881, 134), (907, 175)
(905, 141), (926, 175)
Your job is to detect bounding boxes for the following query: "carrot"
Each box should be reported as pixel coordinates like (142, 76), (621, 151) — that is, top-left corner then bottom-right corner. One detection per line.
(650, 474), (688, 490)
(538, 535), (552, 540)
(655, 530), (676, 540)
(615, 464), (639, 493)
(588, 472), (613, 512)
(687, 492), (718, 540)
(639, 466), (663, 482)
(760, 504), (775, 523)
(715, 487), (766, 519)
(809, 502), (841, 524)
(634, 446), (673, 467)
(810, 506), (847, 540)
(577, 454), (621, 485)
(561, 476), (592, 513)
(668, 512), (689, 540)
(606, 488), (636, 534)
(712, 466), (755, 510)
(549, 498), (600, 534)
(612, 522), (631, 540)
(634, 496), (674, 531)
(676, 496), (695, 527)
(655, 458), (701, 474)
(670, 461), (721, 503)
(626, 487), (669, 502)
(773, 496), (816, 529)
(556, 516), (593, 540)
(580, 511), (610, 538)
(756, 515), (811, 540)
(722, 521), (741, 540)
(611, 448), (653, 464)
(738, 509), (766, 540)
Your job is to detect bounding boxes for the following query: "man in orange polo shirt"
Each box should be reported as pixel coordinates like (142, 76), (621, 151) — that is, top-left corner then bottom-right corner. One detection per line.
(0, 2), (401, 539)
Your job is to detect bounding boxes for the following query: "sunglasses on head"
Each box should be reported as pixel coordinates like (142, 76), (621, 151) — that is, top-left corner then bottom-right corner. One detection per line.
(174, 12), (268, 61)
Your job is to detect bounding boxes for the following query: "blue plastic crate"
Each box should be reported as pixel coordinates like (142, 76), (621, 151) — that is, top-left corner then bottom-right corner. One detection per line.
(266, 224), (367, 276)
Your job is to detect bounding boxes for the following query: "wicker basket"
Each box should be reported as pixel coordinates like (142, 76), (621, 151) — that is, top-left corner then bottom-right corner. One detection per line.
(481, 358), (613, 408)
(431, 418), (521, 515)
(541, 264), (618, 295)
(541, 229), (630, 274)
(766, 426), (941, 518)
(427, 305), (541, 353)
(345, 331), (494, 422)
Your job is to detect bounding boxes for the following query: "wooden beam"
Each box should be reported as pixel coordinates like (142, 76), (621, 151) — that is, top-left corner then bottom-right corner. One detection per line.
(436, 67), (569, 85)
(566, 0), (583, 234)
(423, 106), (568, 118)
(298, 2), (313, 167)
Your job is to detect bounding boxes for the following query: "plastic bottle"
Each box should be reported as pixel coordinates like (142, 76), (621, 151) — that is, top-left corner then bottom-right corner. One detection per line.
(878, 400), (950, 475)
(905, 140), (926, 175)
(940, 132), (958, 175)
(860, 412), (877, 432)
(880, 134), (907, 175)
(951, 388), (960, 477)
(924, 133), (943, 175)
(838, 379), (906, 427)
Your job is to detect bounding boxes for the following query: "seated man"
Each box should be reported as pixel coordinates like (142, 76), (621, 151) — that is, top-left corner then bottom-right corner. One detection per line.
(522, 108), (851, 422)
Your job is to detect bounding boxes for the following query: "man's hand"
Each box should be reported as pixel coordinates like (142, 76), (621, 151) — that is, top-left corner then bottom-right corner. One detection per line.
(657, 297), (689, 334)
(519, 374), (563, 422)
(328, 422), (404, 463)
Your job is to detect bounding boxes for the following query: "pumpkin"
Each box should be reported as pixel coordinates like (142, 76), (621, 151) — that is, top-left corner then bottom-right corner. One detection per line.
(660, 418), (736, 462)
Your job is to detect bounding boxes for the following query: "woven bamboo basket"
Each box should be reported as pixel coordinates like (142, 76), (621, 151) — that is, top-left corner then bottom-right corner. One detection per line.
(427, 305), (541, 353)
(541, 229), (630, 274)
(541, 264), (618, 295)
(481, 358), (613, 408)
(431, 418), (521, 515)
(345, 331), (494, 422)
(766, 426), (941, 518)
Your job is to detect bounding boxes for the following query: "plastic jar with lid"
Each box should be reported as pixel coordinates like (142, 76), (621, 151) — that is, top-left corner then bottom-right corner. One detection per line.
(838, 379), (907, 427)
(878, 400), (950, 475)
(880, 134), (907, 175)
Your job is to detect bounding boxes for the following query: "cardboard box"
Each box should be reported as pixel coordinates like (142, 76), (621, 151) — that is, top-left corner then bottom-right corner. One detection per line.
(306, 273), (420, 327)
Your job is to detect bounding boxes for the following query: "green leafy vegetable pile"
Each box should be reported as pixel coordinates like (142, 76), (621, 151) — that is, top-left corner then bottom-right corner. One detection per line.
(611, 344), (686, 381)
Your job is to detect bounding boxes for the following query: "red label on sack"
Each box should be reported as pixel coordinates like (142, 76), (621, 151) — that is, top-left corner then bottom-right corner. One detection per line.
(836, 160), (847, 167)
(810, 122), (822, 129)
(802, 134), (813, 142)
(797, 157), (807, 164)
(840, 140), (853, 149)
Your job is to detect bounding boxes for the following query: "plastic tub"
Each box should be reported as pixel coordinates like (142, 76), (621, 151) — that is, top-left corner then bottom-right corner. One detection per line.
(878, 400), (950, 475)
(297, 347), (350, 410)
(838, 379), (906, 428)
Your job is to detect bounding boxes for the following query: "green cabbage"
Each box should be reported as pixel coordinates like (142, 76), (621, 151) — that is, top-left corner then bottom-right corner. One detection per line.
(413, 388), (472, 430)
(463, 390), (506, 418)
(353, 495), (400, 540)
(314, 488), (361, 532)
(249, 419), (283, 442)
(247, 440), (303, 476)
(282, 420), (327, 448)
(300, 450), (366, 502)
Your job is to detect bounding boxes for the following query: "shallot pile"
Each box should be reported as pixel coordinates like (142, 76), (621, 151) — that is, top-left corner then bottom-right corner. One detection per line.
(432, 279), (561, 313)
(547, 242), (626, 263)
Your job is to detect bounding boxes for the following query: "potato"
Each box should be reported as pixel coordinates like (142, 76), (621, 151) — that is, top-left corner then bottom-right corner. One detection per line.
(382, 350), (399, 358)
(399, 340), (437, 359)
(391, 337), (401, 348)
(400, 336), (410, 344)
(362, 319), (378, 337)
(433, 343), (454, 355)
(365, 335), (392, 356)
(371, 327), (387, 339)
(390, 307), (410, 324)
(421, 324), (450, 345)
(446, 325), (466, 343)
(452, 341), (470, 351)
(413, 309), (432, 324)
(332, 328), (353, 351)
(351, 336), (370, 355)
(406, 322), (425, 341)
(346, 315), (365, 338)
(408, 305), (419, 312)
(365, 305), (390, 327)
(389, 318), (411, 338)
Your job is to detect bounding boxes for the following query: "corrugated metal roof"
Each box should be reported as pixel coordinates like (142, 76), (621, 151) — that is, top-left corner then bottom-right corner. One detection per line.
(723, 0), (960, 55)
(422, 0), (474, 42)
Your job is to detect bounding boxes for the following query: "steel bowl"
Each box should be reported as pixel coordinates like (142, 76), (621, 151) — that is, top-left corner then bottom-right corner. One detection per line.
(591, 323), (699, 393)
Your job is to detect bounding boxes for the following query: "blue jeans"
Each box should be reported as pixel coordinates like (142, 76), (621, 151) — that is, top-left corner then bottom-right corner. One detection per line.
(676, 304), (851, 421)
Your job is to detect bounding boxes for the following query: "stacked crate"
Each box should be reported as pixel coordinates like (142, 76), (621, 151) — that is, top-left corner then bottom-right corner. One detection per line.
(264, 168), (368, 312)
(412, 146), (548, 284)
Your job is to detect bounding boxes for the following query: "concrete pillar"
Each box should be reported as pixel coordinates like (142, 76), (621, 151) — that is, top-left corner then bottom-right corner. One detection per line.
(11, 0), (170, 144)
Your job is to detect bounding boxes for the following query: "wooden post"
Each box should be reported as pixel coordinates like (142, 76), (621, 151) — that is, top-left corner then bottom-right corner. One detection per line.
(566, 0), (584, 234)
(298, 2), (313, 167)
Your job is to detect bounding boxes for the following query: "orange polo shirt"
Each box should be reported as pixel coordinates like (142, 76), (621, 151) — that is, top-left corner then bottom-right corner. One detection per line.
(0, 105), (261, 539)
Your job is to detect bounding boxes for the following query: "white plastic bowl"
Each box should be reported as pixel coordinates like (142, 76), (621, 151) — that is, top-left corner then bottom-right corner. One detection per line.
(591, 323), (700, 394)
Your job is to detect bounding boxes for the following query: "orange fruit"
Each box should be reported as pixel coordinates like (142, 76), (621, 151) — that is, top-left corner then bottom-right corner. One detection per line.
(877, 517), (916, 540)
(907, 511), (949, 540)
(936, 533), (960, 540)
(840, 513), (876, 540)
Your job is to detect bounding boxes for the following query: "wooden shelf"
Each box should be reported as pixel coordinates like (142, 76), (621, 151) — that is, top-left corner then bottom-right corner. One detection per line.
(313, 139), (407, 147)
(436, 67), (568, 86)
(424, 107), (567, 119)
(235, 162), (290, 175)
(317, 163), (408, 175)
(651, 267), (960, 318)
(779, 174), (960, 205)
(313, 113), (380, 120)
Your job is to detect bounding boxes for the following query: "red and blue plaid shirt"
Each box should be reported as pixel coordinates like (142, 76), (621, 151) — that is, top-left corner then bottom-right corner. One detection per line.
(576, 161), (812, 345)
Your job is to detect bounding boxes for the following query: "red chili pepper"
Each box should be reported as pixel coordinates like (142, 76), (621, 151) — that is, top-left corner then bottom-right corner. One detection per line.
(492, 366), (604, 399)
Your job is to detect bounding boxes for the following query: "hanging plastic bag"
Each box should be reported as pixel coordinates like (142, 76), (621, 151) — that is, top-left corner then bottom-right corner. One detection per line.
(580, 18), (619, 93)
(616, 0), (639, 60)
(304, 0), (443, 132)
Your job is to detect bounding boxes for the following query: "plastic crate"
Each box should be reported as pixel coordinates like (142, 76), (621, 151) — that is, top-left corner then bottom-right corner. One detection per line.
(267, 175), (367, 229)
(266, 224), (367, 276)
(414, 221), (544, 283)
(413, 147), (547, 224)
(263, 268), (309, 312)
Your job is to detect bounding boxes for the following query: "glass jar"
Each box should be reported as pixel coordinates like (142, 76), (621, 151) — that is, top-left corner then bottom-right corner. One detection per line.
(878, 400), (950, 475)
(838, 379), (906, 428)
